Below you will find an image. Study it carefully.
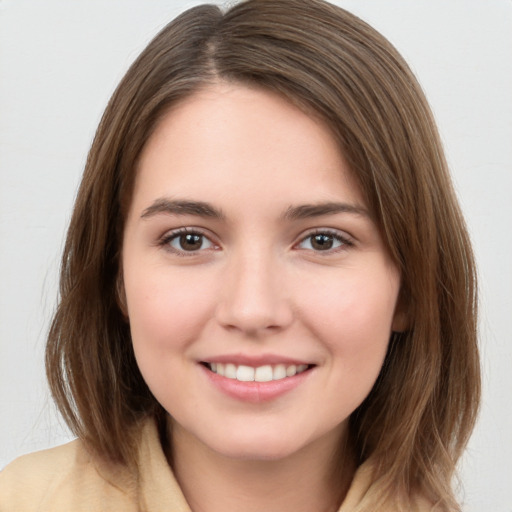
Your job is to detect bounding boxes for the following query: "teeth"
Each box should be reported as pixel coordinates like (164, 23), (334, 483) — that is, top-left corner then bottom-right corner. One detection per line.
(273, 364), (286, 380)
(254, 365), (273, 382)
(225, 363), (237, 379)
(236, 365), (255, 382)
(207, 362), (310, 382)
(286, 365), (297, 377)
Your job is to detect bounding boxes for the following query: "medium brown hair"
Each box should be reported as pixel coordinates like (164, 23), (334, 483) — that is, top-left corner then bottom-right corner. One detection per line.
(46, 1), (480, 509)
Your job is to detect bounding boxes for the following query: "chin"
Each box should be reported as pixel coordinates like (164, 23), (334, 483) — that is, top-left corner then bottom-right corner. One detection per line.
(201, 423), (337, 463)
(214, 439), (302, 462)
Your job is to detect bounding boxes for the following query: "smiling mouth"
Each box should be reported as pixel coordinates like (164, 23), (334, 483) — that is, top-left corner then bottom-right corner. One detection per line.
(202, 362), (314, 383)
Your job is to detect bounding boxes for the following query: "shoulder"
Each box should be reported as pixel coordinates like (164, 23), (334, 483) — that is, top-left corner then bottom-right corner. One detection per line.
(0, 440), (137, 512)
(340, 459), (438, 512)
(0, 440), (80, 510)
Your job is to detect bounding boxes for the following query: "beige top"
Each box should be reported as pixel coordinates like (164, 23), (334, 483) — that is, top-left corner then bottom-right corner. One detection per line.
(0, 419), (430, 512)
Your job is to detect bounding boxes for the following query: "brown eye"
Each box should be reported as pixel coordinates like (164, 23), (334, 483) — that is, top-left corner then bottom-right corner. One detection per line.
(311, 234), (334, 250)
(167, 232), (214, 252)
(297, 231), (350, 252)
(179, 233), (203, 251)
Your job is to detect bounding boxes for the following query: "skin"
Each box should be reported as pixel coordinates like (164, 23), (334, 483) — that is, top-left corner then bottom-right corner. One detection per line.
(122, 83), (403, 512)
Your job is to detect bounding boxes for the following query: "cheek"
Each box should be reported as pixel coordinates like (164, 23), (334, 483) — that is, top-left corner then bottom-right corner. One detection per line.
(124, 267), (215, 360)
(297, 267), (399, 361)
(123, 266), (218, 413)
(296, 269), (399, 418)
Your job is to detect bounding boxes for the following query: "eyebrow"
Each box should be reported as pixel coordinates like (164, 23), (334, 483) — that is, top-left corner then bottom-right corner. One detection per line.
(140, 198), (369, 222)
(282, 201), (370, 221)
(141, 198), (225, 220)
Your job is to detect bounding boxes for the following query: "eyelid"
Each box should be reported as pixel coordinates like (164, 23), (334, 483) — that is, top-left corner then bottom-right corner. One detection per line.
(156, 226), (354, 256)
(293, 228), (354, 252)
(158, 227), (220, 256)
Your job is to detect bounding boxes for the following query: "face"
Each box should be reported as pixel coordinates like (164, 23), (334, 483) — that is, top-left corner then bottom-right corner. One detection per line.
(122, 83), (402, 462)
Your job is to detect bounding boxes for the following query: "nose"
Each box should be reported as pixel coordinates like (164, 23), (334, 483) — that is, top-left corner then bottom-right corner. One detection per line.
(215, 249), (293, 336)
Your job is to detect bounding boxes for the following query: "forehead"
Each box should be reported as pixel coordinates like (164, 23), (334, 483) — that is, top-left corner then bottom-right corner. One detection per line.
(129, 83), (365, 219)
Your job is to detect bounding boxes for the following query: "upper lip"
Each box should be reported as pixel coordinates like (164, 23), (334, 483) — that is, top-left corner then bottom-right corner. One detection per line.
(199, 353), (314, 367)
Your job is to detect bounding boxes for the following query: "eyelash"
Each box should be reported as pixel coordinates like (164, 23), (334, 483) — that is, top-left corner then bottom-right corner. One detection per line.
(295, 229), (354, 254)
(157, 227), (354, 256)
(158, 228), (218, 257)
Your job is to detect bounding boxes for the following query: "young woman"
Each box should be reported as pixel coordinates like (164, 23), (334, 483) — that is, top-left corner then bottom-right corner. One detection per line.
(0, 1), (480, 510)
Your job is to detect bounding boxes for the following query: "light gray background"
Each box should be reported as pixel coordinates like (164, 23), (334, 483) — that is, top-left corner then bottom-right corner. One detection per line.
(1, 1), (511, 510)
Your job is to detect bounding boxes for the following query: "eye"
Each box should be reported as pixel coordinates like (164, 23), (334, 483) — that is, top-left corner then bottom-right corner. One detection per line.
(162, 229), (216, 253)
(297, 231), (352, 252)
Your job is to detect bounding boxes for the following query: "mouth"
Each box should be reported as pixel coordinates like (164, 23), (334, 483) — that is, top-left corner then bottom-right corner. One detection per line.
(201, 362), (314, 383)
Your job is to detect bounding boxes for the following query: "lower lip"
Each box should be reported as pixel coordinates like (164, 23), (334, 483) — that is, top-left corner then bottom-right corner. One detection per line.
(200, 365), (312, 403)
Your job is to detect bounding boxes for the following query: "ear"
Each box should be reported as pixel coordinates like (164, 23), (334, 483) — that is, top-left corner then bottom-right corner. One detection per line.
(116, 273), (129, 319)
(391, 309), (408, 333)
(391, 289), (409, 333)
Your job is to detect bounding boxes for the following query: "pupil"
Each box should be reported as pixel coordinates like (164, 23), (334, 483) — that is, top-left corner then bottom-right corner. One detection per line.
(312, 234), (333, 250)
(180, 233), (202, 250)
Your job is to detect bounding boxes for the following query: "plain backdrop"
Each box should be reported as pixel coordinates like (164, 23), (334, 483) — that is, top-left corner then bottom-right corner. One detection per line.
(1, 1), (511, 510)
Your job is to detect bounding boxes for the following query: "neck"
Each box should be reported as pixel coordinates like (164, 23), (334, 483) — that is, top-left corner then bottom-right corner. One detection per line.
(168, 421), (355, 512)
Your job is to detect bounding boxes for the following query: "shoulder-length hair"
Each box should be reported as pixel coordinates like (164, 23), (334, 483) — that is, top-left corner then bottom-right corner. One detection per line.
(46, 0), (480, 509)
